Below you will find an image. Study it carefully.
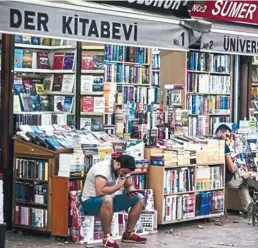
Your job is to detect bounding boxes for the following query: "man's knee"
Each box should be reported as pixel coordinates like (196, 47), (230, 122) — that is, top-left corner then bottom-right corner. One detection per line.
(103, 195), (113, 207)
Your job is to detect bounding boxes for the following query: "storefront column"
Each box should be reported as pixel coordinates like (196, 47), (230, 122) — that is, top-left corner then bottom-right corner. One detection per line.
(239, 56), (252, 120)
(0, 34), (15, 228)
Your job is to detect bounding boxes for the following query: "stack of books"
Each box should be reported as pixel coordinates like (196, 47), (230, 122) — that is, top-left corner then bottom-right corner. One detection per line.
(0, 173), (3, 224)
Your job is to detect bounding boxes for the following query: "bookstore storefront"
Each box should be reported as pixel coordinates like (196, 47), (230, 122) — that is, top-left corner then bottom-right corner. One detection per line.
(1, 0), (258, 246)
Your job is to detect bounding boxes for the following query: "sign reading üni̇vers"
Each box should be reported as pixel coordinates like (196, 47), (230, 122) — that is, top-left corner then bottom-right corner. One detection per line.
(201, 32), (258, 56)
(0, 1), (189, 50)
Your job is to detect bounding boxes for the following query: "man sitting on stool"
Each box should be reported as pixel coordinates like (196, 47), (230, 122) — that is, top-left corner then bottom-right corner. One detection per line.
(81, 154), (147, 248)
(215, 124), (258, 214)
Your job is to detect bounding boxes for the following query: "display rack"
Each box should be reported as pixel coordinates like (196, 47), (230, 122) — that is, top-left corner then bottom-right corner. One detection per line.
(12, 137), (72, 233)
(148, 142), (225, 225)
(13, 35), (77, 129)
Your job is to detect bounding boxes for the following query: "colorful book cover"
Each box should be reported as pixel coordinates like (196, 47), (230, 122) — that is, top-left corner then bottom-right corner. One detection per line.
(43, 75), (54, 91)
(13, 79), (25, 95)
(37, 52), (50, 69)
(91, 117), (103, 132)
(30, 95), (42, 111)
(51, 39), (62, 46)
(53, 52), (65, 70)
(63, 53), (75, 70)
(22, 35), (31, 44)
(82, 54), (94, 70)
(35, 84), (45, 95)
(63, 96), (73, 112)
(40, 38), (51, 46)
(52, 75), (63, 91)
(14, 49), (23, 68)
(54, 96), (65, 112)
(22, 50), (33, 68)
(22, 78), (37, 96)
(31, 36), (40, 45)
(82, 96), (94, 112)
(93, 55), (104, 70)
(15, 35), (23, 44)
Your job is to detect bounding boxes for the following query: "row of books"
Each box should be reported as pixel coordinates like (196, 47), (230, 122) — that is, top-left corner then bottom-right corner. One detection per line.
(104, 63), (149, 84)
(195, 166), (223, 191)
(14, 94), (74, 113)
(187, 73), (231, 95)
(122, 86), (149, 105)
(15, 159), (49, 181)
(69, 179), (84, 191)
(14, 114), (72, 128)
(14, 49), (75, 70)
(188, 52), (231, 73)
(81, 53), (104, 70)
(15, 35), (68, 46)
(80, 117), (103, 132)
(104, 45), (149, 64)
(163, 168), (194, 194)
(163, 194), (195, 222)
(15, 182), (48, 205)
(152, 71), (160, 87)
(131, 174), (146, 190)
(196, 190), (224, 216)
(81, 75), (103, 93)
(187, 95), (231, 115)
(81, 96), (104, 113)
(14, 206), (48, 228)
(163, 190), (224, 222)
(14, 74), (75, 94)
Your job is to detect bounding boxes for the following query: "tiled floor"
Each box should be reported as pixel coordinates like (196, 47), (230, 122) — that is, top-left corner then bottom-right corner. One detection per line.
(4, 215), (258, 248)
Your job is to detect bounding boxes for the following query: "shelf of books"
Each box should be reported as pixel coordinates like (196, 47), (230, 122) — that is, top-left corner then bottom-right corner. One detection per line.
(186, 51), (232, 136)
(80, 43), (155, 138)
(13, 35), (77, 130)
(251, 56), (258, 118)
(12, 136), (72, 233)
(148, 137), (225, 225)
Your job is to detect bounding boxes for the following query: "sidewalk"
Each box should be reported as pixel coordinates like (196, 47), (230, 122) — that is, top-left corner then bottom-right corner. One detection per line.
(5, 215), (258, 248)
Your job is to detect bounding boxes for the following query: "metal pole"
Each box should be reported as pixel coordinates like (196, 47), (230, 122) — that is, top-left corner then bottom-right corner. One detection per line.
(233, 55), (240, 123)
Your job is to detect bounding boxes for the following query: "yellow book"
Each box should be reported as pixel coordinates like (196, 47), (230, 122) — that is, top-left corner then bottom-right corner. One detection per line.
(44, 162), (49, 181)
(35, 84), (45, 95)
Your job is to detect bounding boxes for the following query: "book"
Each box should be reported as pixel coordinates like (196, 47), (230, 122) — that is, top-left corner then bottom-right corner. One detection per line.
(22, 50), (33, 68)
(63, 53), (75, 70)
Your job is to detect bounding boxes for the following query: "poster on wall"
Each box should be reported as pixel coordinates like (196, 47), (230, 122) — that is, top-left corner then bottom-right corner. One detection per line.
(0, 1), (189, 50)
(200, 31), (258, 56)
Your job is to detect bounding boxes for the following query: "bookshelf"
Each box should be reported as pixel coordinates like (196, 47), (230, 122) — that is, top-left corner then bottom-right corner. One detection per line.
(186, 51), (233, 135)
(13, 35), (77, 130)
(148, 148), (225, 225)
(12, 137), (72, 233)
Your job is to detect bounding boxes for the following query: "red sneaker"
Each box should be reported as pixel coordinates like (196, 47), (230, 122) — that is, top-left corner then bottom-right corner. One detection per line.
(103, 235), (119, 248)
(121, 231), (147, 244)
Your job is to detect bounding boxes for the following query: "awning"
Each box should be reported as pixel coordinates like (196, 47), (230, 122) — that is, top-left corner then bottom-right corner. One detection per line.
(0, 0), (190, 51)
(200, 21), (258, 56)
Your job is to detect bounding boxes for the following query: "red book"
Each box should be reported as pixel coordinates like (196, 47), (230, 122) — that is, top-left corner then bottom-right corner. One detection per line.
(53, 52), (64, 70)
(81, 54), (94, 70)
(82, 96), (94, 112)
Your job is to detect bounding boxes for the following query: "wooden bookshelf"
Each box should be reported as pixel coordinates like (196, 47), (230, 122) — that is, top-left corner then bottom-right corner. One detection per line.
(148, 155), (225, 225)
(12, 137), (72, 234)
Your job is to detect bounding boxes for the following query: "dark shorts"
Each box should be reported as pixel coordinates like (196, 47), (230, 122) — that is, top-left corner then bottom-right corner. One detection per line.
(82, 193), (143, 215)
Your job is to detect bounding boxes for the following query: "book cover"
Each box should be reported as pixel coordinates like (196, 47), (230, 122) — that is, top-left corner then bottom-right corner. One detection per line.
(22, 78), (37, 96)
(40, 38), (51, 46)
(15, 35), (23, 44)
(94, 97), (104, 112)
(22, 35), (31, 44)
(22, 50), (33, 68)
(37, 52), (50, 69)
(53, 52), (65, 70)
(81, 75), (93, 93)
(93, 55), (104, 70)
(14, 49), (23, 68)
(20, 93), (31, 111)
(82, 96), (94, 112)
(13, 79), (25, 95)
(42, 75), (54, 91)
(63, 53), (75, 70)
(91, 117), (103, 132)
(63, 96), (73, 113)
(35, 84), (45, 95)
(31, 36), (40, 45)
(80, 118), (91, 131)
(61, 74), (75, 92)
(30, 95), (42, 111)
(54, 96), (65, 112)
(52, 75), (63, 91)
(81, 54), (93, 70)
(51, 39), (62, 46)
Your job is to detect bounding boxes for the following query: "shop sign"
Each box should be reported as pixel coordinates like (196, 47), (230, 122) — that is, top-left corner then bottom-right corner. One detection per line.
(0, 1), (189, 50)
(190, 0), (258, 25)
(85, 0), (192, 18)
(200, 32), (258, 56)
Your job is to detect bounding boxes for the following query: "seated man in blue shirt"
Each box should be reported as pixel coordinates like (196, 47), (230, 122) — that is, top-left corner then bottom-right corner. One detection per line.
(215, 124), (258, 213)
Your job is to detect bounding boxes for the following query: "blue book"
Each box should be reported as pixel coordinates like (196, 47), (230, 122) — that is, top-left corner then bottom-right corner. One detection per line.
(14, 49), (23, 68)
